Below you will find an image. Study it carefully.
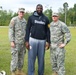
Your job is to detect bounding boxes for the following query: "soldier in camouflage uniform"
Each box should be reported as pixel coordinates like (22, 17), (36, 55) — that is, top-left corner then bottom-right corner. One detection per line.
(8, 8), (26, 75)
(50, 12), (71, 75)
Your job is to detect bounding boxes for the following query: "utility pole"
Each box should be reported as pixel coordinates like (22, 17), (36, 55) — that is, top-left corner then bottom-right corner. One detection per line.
(63, 2), (68, 24)
(0, 6), (2, 26)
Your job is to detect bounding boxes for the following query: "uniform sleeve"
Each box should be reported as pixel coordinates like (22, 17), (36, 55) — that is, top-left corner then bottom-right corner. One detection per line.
(8, 18), (15, 42)
(25, 16), (32, 42)
(46, 18), (50, 44)
(61, 24), (71, 45)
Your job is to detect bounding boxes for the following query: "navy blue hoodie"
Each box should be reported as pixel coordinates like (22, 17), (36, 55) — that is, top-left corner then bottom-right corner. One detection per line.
(25, 11), (50, 43)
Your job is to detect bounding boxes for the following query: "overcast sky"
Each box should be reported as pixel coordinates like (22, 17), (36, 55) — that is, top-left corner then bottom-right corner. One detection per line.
(0, 0), (76, 12)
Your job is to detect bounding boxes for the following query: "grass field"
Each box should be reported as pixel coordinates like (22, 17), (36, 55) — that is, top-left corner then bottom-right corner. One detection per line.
(0, 26), (76, 75)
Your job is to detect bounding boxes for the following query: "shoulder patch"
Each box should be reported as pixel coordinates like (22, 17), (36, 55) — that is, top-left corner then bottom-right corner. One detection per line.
(10, 20), (15, 26)
(48, 24), (50, 28)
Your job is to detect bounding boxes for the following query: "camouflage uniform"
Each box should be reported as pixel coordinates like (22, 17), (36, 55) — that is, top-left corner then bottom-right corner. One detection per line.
(50, 20), (71, 75)
(9, 16), (26, 72)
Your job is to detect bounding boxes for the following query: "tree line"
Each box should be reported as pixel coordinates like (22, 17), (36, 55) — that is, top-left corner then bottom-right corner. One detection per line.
(0, 2), (76, 26)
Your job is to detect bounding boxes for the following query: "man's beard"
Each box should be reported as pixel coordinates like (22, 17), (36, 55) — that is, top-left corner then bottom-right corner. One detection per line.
(37, 11), (42, 15)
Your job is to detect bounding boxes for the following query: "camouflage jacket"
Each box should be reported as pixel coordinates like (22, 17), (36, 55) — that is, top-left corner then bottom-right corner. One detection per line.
(9, 16), (26, 44)
(50, 20), (71, 46)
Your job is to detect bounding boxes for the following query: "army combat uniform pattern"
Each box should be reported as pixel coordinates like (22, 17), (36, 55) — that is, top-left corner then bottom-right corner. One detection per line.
(50, 20), (71, 75)
(9, 16), (26, 72)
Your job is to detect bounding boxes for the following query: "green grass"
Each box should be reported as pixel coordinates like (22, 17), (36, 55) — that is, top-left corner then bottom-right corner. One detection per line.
(0, 26), (76, 75)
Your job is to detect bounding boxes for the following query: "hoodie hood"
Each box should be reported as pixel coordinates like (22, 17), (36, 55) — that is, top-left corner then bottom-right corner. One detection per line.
(33, 11), (43, 17)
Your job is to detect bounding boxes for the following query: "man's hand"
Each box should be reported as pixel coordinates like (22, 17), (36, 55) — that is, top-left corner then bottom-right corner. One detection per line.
(59, 43), (65, 48)
(25, 42), (30, 50)
(45, 42), (50, 50)
(11, 42), (15, 48)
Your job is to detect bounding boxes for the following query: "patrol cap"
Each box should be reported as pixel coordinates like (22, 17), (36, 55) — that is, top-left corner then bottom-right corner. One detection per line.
(52, 12), (59, 17)
(18, 8), (25, 12)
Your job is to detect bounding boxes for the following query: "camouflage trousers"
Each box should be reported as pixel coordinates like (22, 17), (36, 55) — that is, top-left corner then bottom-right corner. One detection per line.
(50, 45), (65, 75)
(10, 43), (26, 72)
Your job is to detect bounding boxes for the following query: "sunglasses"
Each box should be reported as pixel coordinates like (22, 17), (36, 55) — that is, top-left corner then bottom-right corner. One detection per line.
(52, 16), (58, 17)
(20, 11), (24, 13)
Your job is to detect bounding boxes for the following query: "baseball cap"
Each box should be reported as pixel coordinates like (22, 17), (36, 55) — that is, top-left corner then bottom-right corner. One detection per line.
(18, 8), (25, 12)
(52, 12), (59, 16)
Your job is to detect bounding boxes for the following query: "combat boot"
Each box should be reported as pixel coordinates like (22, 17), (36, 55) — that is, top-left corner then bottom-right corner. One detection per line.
(52, 72), (58, 75)
(16, 69), (25, 75)
(11, 72), (16, 75)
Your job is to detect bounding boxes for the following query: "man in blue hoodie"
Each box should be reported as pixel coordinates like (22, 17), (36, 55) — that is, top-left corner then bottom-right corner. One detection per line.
(25, 4), (50, 75)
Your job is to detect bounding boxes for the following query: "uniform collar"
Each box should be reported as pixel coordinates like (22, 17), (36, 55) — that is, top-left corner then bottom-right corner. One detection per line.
(52, 20), (59, 26)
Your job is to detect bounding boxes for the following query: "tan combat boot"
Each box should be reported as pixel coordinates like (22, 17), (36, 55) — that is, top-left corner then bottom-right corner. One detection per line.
(16, 69), (25, 75)
(52, 72), (58, 75)
(11, 72), (16, 75)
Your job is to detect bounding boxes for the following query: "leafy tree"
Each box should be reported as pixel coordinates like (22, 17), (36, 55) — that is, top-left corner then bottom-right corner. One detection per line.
(0, 3), (76, 26)
(44, 8), (52, 22)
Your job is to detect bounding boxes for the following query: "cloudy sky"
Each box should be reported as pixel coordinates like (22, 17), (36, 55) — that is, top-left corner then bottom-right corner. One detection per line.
(0, 0), (76, 12)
